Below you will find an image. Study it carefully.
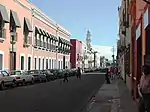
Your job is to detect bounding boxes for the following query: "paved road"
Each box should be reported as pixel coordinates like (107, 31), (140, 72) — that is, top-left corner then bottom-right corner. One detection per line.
(0, 73), (105, 112)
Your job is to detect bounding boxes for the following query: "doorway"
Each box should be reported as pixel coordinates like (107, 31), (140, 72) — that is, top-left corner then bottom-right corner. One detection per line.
(28, 56), (31, 70)
(20, 56), (25, 70)
(0, 54), (3, 70)
(10, 52), (16, 71)
(63, 56), (65, 69)
(42, 58), (44, 70)
(39, 58), (41, 70)
(46, 59), (48, 69)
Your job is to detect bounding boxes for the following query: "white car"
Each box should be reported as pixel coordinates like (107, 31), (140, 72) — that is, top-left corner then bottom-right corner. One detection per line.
(10, 70), (34, 85)
(0, 70), (16, 90)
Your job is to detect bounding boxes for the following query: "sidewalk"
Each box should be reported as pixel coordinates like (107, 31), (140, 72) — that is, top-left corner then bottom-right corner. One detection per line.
(83, 78), (138, 112)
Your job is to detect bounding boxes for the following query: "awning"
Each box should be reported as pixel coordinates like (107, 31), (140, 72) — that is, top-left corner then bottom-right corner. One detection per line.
(66, 40), (72, 46)
(0, 4), (9, 23)
(39, 28), (44, 35)
(10, 10), (21, 27)
(51, 35), (57, 41)
(59, 37), (63, 43)
(54, 36), (58, 41)
(49, 34), (52, 38)
(46, 32), (49, 37)
(35, 27), (40, 34)
(42, 30), (46, 36)
(24, 17), (32, 32)
(63, 39), (67, 44)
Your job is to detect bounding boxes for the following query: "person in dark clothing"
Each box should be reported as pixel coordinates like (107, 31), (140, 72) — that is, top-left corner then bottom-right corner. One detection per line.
(105, 68), (110, 84)
(63, 66), (69, 82)
(77, 67), (81, 80)
(138, 64), (150, 112)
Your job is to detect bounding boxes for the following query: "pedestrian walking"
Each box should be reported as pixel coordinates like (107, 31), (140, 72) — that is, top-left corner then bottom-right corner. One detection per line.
(105, 68), (110, 84)
(138, 64), (150, 112)
(63, 66), (69, 83)
(77, 67), (81, 80)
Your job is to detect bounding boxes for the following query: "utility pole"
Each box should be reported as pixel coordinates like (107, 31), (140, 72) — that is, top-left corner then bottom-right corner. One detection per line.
(111, 46), (115, 66)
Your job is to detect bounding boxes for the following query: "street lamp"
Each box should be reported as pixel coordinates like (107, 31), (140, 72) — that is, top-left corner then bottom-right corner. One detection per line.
(143, 0), (150, 4)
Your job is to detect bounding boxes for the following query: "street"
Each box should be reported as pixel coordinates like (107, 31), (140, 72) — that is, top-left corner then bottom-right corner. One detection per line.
(0, 73), (105, 112)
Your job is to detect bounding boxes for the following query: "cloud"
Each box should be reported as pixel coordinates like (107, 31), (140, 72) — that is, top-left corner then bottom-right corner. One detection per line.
(92, 45), (117, 60)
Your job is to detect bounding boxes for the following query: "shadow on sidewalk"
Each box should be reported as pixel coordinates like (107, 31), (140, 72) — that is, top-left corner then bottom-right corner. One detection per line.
(83, 79), (138, 112)
(117, 79), (138, 112)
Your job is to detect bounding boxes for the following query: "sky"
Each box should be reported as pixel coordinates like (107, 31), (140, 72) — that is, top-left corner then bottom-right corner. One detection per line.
(92, 45), (117, 60)
(30, 0), (120, 59)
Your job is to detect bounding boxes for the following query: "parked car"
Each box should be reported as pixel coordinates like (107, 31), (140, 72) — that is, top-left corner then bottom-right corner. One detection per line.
(84, 68), (90, 73)
(42, 70), (55, 81)
(10, 70), (34, 86)
(0, 70), (16, 90)
(27, 70), (47, 82)
(69, 68), (77, 76)
(53, 69), (65, 79)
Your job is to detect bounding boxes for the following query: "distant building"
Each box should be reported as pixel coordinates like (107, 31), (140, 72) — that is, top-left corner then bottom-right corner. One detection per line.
(82, 42), (89, 69)
(70, 39), (83, 68)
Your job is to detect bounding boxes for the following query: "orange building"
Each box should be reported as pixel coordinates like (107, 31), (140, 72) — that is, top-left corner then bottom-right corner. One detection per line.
(129, 0), (150, 100)
(0, 0), (71, 71)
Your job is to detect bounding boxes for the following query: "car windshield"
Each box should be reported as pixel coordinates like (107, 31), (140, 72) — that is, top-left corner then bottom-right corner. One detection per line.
(11, 71), (21, 75)
(1, 71), (8, 76)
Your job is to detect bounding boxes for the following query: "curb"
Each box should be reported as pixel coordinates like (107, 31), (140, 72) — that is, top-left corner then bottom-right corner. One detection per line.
(79, 90), (98, 112)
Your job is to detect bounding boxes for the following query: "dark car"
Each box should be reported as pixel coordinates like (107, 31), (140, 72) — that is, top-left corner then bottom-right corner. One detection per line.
(53, 69), (65, 79)
(42, 70), (55, 81)
(69, 68), (77, 76)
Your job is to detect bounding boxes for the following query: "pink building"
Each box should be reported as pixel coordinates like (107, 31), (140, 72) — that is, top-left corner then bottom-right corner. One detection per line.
(0, 0), (71, 70)
(70, 39), (83, 68)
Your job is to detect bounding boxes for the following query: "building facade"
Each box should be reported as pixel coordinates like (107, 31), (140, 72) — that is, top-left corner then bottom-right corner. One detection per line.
(129, 0), (147, 100)
(118, 0), (131, 91)
(118, 0), (150, 100)
(82, 42), (89, 69)
(0, 0), (71, 71)
(70, 39), (83, 68)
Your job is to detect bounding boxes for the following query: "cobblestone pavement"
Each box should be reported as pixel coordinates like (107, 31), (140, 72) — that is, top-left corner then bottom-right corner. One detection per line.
(83, 78), (138, 112)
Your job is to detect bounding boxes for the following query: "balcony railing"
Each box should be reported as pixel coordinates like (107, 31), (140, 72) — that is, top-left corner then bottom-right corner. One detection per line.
(10, 32), (18, 44)
(40, 41), (43, 47)
(36, 40), (40, 46)
(0, 28), (6, 40)
(44, 42), (47, 48)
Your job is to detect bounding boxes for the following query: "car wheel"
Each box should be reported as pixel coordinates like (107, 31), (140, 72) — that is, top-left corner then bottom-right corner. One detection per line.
(31, 79), (34, 85)
(39, 78), (42, 83)
(0, 82), (5, 90)
(22, 79), (26, 86)
(11, 80), (16, 88)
